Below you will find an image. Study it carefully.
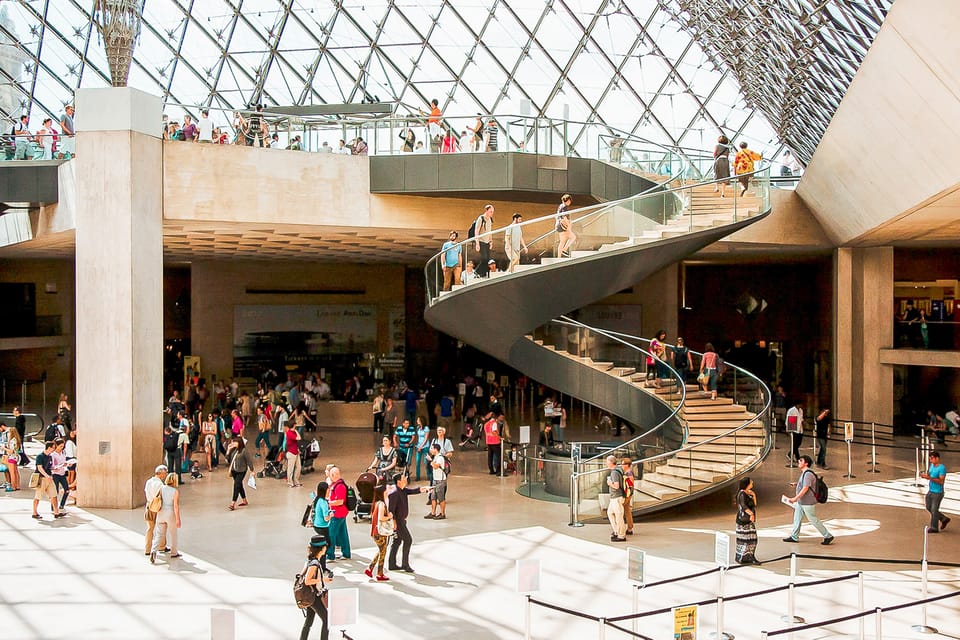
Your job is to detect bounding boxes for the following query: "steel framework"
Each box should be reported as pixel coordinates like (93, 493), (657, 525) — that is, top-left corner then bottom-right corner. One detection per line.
(0, 0), (892, 161)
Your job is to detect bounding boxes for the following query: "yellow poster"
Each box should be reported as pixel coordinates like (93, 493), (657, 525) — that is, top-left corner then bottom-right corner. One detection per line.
(673, 605), (697, 640)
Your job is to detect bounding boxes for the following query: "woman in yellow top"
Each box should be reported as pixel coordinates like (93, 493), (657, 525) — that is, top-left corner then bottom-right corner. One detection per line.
(733, 142), (762, 197)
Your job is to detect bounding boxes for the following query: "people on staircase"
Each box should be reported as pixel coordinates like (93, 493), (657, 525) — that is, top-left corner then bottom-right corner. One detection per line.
(555, 194), (577, 257)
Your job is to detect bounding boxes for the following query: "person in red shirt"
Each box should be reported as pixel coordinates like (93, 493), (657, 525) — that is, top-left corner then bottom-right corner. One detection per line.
(484, 417), (502, 476)
(326, 467), (352, 561)
(284, 424), (301, 487)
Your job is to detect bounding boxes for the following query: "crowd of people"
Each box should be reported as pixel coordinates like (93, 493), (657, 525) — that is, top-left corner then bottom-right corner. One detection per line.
(4, 105), (75, 160)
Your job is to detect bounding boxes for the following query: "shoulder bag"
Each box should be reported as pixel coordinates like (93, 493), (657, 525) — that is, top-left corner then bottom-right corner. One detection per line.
(375, 501), (395, 537)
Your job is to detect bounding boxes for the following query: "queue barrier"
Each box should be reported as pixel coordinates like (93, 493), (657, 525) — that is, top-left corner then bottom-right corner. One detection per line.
(524, 549), (960, 639)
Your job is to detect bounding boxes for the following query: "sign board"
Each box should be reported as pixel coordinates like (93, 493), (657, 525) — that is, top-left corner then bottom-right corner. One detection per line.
(500, 375), (509, 388)
(714, 532), (730, 568)
(327, 588), (359, 627)
(627, 547), (646, 584)
(518, 425), (531, 445)
(486, 370), (496, 383)
(458, 383), (466, 396)
(673, 604), (698, 640)
(844, 421), (854, 442)
(515, 558), (541, 593)
(786, 414), (799, 433)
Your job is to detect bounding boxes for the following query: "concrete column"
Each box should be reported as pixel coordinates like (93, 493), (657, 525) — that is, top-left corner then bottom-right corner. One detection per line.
(833, 247), (894, 426)
(74, 88), (163, 508)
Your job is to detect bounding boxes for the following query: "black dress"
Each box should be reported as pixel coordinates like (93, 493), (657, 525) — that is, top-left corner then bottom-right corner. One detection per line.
(714, 144), (731, 179)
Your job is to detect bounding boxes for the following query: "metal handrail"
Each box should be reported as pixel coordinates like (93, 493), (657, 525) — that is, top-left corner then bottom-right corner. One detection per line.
(423, 158), (771, 303)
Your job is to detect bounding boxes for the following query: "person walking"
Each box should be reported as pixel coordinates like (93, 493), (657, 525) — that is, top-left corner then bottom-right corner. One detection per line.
(472, 204), (494, 277)
(698, 343), (720, 400)
(226, 437), (254, 511)
(733, 141), (762, 196)
(605, 455), (626, 542)
(298, 535), (333, 640)
(425, 442), (449, 520)
(504, 212), (528, 272)
(735, 477), (761, 564)
(326, 467), (352, 561)
(815, 408), (830, 469)
(368, 435), (399, 482)
(143, 465), (167, 555)
(31, 441), (62, 520)
(413, 418), (430, 481)
(920, 450), (950, 533)
(387, 472), (430, 572)
(484, 414), (503, 475)
(782, 455), (834, 545)
(150, 473), (181, 563)
(712, 135), (732, 197)
(50, 438), (70, 512)
(555, 194), (577, 258)
(364, 484), (393, 581)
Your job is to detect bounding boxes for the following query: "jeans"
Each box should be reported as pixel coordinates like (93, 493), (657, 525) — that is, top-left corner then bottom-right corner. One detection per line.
(790, 503), (830, 539)
(389, 518), (412, 568)
(254, 431), (271, 451)
(816, 437), (828, 466)
(327, 516), (351, 560)
(166, 450), (182, 483)
(373, 412), (384, 433)
(53, 474), (70, 508)
(414, 448), (428, 480)
(300, 599), (328, 640)
(790, 432), (803, 462)
(398, 447), (414, 470)
(476, 241), (491, 276)
(487, 443), (502, 474)
(926, 492), (947, 531)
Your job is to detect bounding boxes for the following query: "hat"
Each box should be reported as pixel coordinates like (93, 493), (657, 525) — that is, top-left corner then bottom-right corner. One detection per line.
(488, 259), (496, 265)
(309, 534), (328, 548)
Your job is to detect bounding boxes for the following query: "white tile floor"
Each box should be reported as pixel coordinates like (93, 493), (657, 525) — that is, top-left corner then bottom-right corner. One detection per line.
(2, 430), (958, 639)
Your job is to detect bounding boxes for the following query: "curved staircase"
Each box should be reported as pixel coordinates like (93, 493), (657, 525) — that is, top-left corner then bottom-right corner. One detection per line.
(424, 156), (773, 518)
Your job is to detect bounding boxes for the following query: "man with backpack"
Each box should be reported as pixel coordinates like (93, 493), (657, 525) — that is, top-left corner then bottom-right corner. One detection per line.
(326, 466), (352, 561)
(782, 455), (834, 545)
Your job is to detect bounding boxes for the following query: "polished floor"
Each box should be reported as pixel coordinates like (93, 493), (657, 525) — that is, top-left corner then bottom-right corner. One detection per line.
(1, 426), (958, 639)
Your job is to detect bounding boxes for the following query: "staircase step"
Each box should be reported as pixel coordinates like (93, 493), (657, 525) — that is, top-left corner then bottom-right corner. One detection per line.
(654, 464), (727, 484)
(570, 250), (596, 258)
(640, 472), (708, 493)
(687, 423), (763, 434)
(664, 458), (736, 475)
(687, 433), (765, 445)
(675, 450), (755, 465)
(611, 367), (636, 377)
(682, 404), (749, 414)
(591, 361), (614, 371)
(684, 397), (733, 407)
(540, 257), (571, 265)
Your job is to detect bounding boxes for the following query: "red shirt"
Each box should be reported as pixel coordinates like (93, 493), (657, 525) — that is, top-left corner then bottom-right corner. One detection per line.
(330, 479), (349, 518)
(484, 418), (501, 445)
(284, 429), (300, 456)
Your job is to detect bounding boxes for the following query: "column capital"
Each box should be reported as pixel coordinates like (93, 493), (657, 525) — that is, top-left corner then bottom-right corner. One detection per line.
(75, 87), (163, 138)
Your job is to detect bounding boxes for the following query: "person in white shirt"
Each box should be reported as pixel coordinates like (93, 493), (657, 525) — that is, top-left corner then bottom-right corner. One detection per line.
(786, 402), (804, 463)
(459, 130), (471, 153)
(320, 141), (332, 153)
(337, 139), (352, 155)
(504, 212), (528, 273)
(425, 443), (447, 519)
(197, 109), (214, 143)
(143, 465), (168, 556)
(38, 118), (55, 160)
(460, 260), (479, 285)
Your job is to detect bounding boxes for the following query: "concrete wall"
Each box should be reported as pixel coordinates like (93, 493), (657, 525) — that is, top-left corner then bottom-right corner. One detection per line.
(798, 0), (960, 244)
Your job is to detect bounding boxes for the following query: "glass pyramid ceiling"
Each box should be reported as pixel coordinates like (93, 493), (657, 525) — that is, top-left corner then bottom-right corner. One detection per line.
(0, 0), (891, 163)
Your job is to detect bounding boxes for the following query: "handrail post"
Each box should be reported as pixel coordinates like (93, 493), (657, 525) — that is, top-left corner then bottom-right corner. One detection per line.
(857, 572), (865, 640)
(911, 526), (938, 634)
(867, 422), (879, 473)
(568, 460), (583, 527)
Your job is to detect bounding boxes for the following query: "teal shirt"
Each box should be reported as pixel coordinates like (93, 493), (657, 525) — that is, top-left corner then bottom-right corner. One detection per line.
(929, 463), (946, 494)
(312, 497), (331, 527)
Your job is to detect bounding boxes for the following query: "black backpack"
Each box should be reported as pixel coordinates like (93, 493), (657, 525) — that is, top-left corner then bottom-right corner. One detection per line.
(467, 214), (484, 240)
(805, 470), (829, 503)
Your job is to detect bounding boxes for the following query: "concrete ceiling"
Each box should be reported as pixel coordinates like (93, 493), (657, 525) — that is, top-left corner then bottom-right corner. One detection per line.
(0, 221), (452, 265)
(846, 182), (960, 246)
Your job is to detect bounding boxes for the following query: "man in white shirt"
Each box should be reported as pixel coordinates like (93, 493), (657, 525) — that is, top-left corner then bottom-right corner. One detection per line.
(786, 401), (804, 463)
(143, 465), (168, 555)
(461, 260), (479, 285)
(197, 109), (214, 143)
(320, 141), (332, 153)
(425, 443), (448, 520)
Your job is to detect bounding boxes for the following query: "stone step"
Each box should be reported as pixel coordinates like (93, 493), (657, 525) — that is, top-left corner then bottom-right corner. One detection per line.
(540, 257), (571, 265)
(570, 250), (597, 258)
(640, 472), (708, 493)
(653, 463), (727, 484)
(633, 479), (688, 501)
(591, 361), (614, 371)
(611, 367), (636, 377)
(687, 422), (761, 432)
(663, 457), (736, 475)
(682, 404), (749, 415)
(674, 450), (755, 465)
(684, 397), (734, 407)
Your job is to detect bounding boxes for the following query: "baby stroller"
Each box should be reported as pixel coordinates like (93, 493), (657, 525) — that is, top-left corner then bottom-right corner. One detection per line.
(458, 419), (481, 449)
(258, 444), (284, 479)
(353, 471), (378, 523)
(300, 437), (320, 475)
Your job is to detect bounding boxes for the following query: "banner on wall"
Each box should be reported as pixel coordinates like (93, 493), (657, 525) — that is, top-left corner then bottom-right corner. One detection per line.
(233, 305), (378, 361)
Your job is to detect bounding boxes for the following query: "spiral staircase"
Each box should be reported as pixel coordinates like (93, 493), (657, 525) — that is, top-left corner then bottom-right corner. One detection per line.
(424, 156), (774, 518)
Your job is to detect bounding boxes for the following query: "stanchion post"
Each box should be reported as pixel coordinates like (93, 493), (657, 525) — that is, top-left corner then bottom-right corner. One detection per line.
(875, 608), (883, 640)
(712, 596), (734, 640)
(781, 554), (805, 624)
(632, 585), (639, 637)
(912, 526), (938, 634)
(597, 616), (606, 640)
(912, 445), (923, 487)
(843, 439), (855, 479)
(569, 462), (583, 527)
(868, 422), (879, 473)
(525, 595), (531, 640)
(857, 572), (865, 640)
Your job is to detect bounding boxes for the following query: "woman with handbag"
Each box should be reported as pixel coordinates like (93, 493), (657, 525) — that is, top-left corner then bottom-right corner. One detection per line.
(364, 484), (393, 582)
(226, 437), (255, 511)
(150, 473), (181, 564)
(300, 535), (333, 640)
(735, 477), (761, 565)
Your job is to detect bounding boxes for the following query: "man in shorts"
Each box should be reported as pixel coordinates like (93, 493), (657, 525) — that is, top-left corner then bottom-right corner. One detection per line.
(425, 443), (448, 520)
